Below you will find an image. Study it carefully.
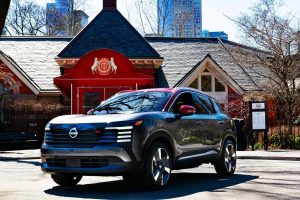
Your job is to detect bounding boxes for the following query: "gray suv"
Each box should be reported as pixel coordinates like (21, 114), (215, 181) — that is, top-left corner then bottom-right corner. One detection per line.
(41, 87), (237, 190)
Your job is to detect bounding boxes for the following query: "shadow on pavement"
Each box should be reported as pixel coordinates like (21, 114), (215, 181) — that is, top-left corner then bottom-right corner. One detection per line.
(44, 173), (258, 199)
(0, 159), (41, 167)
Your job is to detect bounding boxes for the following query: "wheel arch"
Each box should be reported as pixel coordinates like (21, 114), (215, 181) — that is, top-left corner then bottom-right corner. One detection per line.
(141, 130), (176, 165)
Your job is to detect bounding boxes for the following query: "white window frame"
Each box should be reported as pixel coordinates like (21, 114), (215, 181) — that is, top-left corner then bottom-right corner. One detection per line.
(199, 70), (227, 93)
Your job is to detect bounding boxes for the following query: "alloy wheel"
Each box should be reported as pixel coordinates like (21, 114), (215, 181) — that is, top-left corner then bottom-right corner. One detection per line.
(224, 143), (236, 173)
(151, 147), (171, 186)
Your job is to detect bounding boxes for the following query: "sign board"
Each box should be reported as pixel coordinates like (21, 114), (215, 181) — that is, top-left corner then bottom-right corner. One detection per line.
(252, 111), (266, 130)
(250, 101), (268, 131)
(251, 103), (265, 110)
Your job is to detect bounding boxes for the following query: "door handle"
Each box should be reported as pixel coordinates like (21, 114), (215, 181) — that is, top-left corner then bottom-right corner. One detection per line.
(218, 120), (225, 125)
(196, 120), (203, 126)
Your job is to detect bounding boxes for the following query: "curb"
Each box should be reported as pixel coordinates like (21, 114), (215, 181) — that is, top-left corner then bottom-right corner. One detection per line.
(237, 156), (300, 161)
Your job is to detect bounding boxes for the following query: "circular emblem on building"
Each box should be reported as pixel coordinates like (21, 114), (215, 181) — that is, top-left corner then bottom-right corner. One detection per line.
(90, 57), (118, 75)
(98, 58), (111, 75)
(69, 127), (79, 139)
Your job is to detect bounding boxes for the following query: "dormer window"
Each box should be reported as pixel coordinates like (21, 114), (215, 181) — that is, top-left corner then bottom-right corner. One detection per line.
(215, 78), (225, 92)
(188, 69), (226, 92)
(201, 75), (212, 91)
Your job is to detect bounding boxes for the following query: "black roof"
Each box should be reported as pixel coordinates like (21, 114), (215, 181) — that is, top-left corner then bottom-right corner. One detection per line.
(58, 9), (162, 59)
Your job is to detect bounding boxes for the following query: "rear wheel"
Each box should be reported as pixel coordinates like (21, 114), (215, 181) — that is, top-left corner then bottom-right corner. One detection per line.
(51, 174), (82, 186)
(143, 142), (172, 190)
(214, 139), (236, 176)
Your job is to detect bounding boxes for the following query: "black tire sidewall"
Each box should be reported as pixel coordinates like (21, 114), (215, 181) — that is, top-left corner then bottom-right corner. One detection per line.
(51, 174), (82, 187)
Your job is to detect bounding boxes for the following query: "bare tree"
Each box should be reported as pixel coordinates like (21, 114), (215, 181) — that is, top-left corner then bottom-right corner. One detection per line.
(47, 0), (88, 36)
(135, 0), (195, 37)
(232, 0), (300, 135)
(5, 0), (46, 36)
(135, 0), (171, 36)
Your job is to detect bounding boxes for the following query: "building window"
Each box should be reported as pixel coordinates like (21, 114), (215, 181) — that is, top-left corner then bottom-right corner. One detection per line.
(189, 78), (198, 89)
(201, 75), (212, 92)
(83, 92), (100, 113)
(215, 78), (225, 92)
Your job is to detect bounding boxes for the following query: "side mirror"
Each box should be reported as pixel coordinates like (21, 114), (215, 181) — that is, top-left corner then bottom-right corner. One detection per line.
(87, 109), (94, 115)
(179, 105), (196, 115)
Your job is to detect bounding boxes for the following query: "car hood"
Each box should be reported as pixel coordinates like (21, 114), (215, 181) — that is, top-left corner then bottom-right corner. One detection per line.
(49, 113), (137, 124)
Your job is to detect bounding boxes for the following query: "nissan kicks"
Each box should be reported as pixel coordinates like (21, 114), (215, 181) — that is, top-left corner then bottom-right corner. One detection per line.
(41, 87), (237, 190)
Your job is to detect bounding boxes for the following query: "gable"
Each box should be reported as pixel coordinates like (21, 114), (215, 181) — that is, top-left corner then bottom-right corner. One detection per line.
(147, 37), (261, 91)
(58, 9), (162, 59)
(0, 54), (38, 95)
(179, 55), (244, 95)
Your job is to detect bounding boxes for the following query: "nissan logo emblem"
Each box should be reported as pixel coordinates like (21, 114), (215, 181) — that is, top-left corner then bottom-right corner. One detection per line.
(69, 127), (78, 139)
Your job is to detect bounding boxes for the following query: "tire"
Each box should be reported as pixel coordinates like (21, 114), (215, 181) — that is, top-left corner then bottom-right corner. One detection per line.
(214, 139), (237, 176)
(142, 142), (172, 190)
(51, 174), (82, 187)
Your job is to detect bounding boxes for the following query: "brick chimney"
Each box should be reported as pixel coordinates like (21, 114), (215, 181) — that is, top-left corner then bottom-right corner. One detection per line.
(103, 0), (116, 9)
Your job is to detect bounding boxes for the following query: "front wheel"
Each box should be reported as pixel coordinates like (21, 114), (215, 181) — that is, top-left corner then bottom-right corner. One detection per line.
(143, 142), (172, 190)
(214, 139), (237, 176)
(51, 174), (82, 186)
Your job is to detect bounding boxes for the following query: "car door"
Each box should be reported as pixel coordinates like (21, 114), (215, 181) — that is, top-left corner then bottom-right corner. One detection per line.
(193, 93), (222, 149)
(168, 92), (204, 153)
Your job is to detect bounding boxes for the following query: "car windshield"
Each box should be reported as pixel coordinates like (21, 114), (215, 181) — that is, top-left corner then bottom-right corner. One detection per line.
(92, 91), (172, 114)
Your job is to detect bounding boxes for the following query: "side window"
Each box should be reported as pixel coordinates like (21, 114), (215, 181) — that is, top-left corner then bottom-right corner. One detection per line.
(192, 94), (209, 114)
(197, 95), (215, 113)
(211, 98), (223, 113)
(170, 92), (197, 114)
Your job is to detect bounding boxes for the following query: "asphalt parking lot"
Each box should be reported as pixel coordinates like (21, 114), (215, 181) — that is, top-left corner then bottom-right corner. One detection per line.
(0, 157), (299, 200)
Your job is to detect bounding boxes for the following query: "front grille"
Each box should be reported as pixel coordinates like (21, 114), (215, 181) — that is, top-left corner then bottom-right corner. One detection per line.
(46, 158), (66, 167)
(80, 158), (109, 168)
(44, 124), (132, 146)
(45, 157), (117, 168)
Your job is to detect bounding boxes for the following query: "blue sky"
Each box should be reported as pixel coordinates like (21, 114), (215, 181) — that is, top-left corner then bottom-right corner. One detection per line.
(38, 0), (300, 42)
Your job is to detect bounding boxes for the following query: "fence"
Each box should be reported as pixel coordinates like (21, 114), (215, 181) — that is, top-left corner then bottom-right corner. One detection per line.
(268, 125), (300, 136)
(0, 102), (63, 142)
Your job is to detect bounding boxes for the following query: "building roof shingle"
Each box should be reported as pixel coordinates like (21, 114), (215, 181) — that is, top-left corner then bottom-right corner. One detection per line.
(147, 37), (266, 91)
(0, 37), (70, 92)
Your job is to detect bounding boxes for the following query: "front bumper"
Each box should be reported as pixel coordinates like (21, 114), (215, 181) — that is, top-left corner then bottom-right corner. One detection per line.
(41, 145), (138, 175)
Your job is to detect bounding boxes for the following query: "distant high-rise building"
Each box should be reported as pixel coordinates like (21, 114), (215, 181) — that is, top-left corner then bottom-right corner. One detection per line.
(158, 0), (202, 37)
(73, 10), (89, 34)
(202, 30), (228, 40)
(46, 0), (88, 36)
(46, 3), (56, 34)
(56, 0), (73, 14)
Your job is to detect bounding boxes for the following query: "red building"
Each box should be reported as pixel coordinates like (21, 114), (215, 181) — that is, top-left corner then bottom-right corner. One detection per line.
(0, 0), (275, 140)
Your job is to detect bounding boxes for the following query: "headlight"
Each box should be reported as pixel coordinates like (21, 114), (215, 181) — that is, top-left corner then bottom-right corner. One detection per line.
(45, 123), (51, 131)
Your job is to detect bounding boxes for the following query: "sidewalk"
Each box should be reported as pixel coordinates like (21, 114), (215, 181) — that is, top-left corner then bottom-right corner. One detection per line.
(237, 150), (300, 161)
(0, 149), (300, 161)
(0, 149), (40, 161)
